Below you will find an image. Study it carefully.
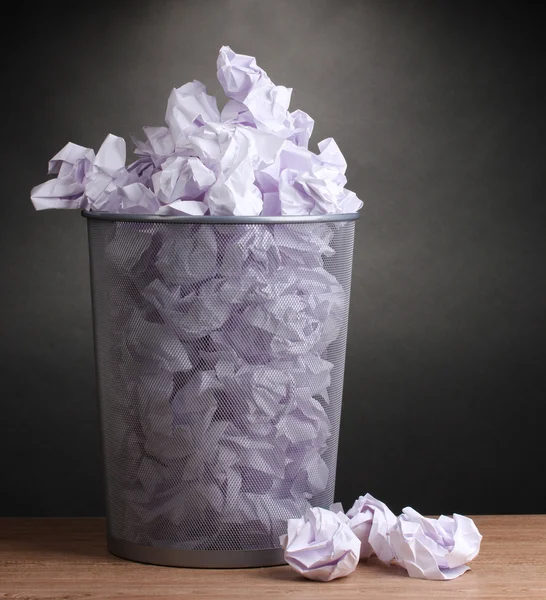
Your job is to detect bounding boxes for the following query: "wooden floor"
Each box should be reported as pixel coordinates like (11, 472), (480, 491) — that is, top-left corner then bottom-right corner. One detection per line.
(0, 516), (545, 599)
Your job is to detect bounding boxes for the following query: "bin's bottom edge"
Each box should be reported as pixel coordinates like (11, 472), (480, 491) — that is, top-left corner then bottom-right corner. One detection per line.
(108, 536), (287, 568)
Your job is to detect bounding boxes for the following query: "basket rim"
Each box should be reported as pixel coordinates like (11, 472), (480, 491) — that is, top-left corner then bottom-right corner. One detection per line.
(81, 210), (360, 224)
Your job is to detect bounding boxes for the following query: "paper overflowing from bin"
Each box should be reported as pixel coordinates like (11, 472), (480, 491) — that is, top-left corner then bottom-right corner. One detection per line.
(32, 47), (361, 551)
(31, 46), (362, 217)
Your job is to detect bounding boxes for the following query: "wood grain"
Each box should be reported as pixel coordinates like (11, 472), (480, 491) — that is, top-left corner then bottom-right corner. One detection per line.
(0, 516), (545, 599)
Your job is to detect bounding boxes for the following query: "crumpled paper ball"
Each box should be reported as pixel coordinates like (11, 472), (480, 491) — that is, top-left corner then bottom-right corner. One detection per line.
(280, 507), (361, 581)
(345, 493), (398, 562)
(389, 507), (483, 581)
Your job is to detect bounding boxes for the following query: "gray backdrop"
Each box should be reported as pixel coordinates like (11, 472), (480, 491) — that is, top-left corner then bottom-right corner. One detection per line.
(2, 0), (545, 516)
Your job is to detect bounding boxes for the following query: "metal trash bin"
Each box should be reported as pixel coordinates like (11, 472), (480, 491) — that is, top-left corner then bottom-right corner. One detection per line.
(84, 211), (358, 568)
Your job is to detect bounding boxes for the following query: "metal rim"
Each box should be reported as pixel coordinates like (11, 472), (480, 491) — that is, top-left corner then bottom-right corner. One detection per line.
(108, 536), (286, 569)
(81, 210), (359, 224)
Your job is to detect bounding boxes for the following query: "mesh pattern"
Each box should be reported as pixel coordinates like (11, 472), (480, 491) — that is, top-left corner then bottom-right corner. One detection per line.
(87, 219), (355, 551)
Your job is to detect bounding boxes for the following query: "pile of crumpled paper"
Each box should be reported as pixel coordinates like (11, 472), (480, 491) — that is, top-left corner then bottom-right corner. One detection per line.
(31, 46), (362, 217)
(281, 494), (483, 581)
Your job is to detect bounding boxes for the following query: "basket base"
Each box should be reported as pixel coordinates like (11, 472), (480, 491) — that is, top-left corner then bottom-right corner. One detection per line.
(108, 536), (286, 568)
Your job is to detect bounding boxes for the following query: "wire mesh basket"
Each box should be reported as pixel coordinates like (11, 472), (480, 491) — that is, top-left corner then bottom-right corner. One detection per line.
(84, 211), (357, 567)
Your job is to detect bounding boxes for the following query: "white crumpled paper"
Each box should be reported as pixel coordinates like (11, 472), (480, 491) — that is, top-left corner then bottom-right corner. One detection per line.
(280, 507), (361, 581)
(389, 507), (483, 580)
(31, 46), (362, 217)
(293, 497), (483, 582)
(345, 493), (398, 562)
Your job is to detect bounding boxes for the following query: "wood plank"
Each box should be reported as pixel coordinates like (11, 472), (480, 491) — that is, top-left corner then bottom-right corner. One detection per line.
(0, 516), (545, 599)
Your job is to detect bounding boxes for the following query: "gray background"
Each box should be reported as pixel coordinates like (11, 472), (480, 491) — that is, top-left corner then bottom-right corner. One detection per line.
(2, 0), (545, 516)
